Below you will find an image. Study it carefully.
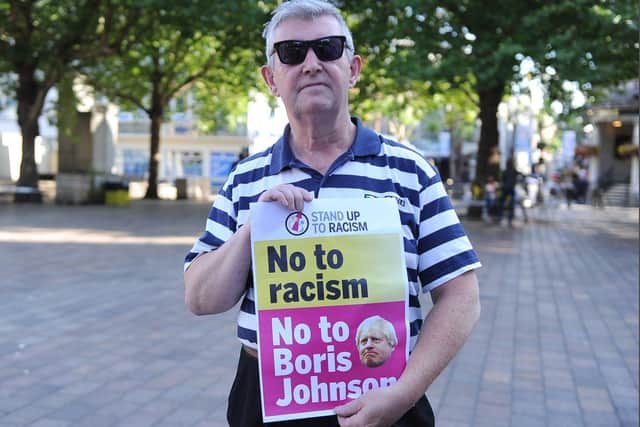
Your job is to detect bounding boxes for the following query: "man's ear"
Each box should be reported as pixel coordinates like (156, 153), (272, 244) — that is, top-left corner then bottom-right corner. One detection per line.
(261, 65), (280, 97)
(348, 55), (362, 88)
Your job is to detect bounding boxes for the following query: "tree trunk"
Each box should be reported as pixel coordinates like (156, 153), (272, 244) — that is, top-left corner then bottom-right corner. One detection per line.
(145, 97), (163, 200)
(15, 66), (44, 203)
(475, 84), (505, 187)
(451, 113), (463, 182)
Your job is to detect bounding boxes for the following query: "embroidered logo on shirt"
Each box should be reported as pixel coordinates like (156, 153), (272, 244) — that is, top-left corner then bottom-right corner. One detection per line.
(364, 193), (406, 207)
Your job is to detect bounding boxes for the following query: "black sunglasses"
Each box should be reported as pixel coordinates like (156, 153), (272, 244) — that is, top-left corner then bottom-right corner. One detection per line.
(272, 36), (347, 65)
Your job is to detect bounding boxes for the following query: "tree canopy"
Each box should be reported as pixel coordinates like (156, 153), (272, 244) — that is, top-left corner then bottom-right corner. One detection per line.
(1, 0), (636, 201)
(84, 0), (267, 198)
(342, 0), (638, 184)
(0, 0), (144, 200)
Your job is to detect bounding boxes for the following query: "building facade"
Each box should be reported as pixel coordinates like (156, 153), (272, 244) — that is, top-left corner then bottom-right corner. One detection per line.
(585, 81), (639, 206)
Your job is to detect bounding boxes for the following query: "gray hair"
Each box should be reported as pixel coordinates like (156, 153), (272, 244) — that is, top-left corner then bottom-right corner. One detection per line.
(262, 0), (355, 66)
(356, 315), (398, 347)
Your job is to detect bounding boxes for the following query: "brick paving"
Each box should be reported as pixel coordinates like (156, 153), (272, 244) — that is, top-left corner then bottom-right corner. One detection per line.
(0, 200), (637, 427)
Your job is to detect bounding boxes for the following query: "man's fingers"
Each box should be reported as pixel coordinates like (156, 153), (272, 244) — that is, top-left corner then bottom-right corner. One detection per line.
(334, 398), (361, 418)
(293, 189), (313, 211)
(259, 185), (314, 211)
(278, 187), (296, 210)
(259, 186), (293, 209)
(335, 399), (363, 427)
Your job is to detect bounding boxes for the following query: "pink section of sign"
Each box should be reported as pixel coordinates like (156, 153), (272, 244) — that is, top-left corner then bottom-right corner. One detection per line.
(258, 302), (407, 419)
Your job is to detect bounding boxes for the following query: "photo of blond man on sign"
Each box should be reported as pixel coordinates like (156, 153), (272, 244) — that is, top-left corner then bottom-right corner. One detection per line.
(356, 316), (398, 368)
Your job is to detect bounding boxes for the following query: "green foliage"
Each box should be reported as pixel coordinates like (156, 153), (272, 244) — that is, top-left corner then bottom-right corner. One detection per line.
(0, 0), (144, 91)
(55, 76), (81, 144)
(192, 42), (265, 134)
(2, 0), (636, 188)
(85, 0), (266, 130)
(79, 0), (268, 198)
(0, 0), (144, 188)
(342, 1), (479, 138)
(341, 0), (637, 180)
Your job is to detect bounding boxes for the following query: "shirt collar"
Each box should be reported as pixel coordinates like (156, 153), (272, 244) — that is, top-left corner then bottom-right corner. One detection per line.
(270, 117), (381, 173)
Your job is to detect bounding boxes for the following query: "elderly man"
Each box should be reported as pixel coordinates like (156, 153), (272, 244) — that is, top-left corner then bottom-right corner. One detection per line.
(356, 316), (398, 368)
(184, 1), (481, 426)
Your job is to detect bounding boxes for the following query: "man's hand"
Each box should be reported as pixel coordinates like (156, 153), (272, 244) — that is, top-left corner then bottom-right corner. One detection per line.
(184, 184), (313, 315)
(334, 385), (411, 427)
(335, 271), (480, 426)
(258, 184), (313, 211)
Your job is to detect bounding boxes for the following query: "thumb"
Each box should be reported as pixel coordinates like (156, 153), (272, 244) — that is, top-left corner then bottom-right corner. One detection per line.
(334, 398), (362, 417)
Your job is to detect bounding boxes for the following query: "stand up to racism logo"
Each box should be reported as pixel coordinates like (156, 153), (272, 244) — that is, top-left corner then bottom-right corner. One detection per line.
(285, 211), (309, 236)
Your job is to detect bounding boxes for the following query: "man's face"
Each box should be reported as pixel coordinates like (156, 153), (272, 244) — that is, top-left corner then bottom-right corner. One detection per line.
(358, 327), (395, 368)
(261, 15), (360, 120)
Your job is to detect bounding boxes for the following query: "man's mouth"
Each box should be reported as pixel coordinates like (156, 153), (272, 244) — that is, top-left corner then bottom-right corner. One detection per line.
(299, 82), (326, 91)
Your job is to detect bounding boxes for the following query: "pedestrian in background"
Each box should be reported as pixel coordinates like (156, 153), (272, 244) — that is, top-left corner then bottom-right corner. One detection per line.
(183, 1), (481, 426)
(483, 175), (497, 223)
(230, 146), (249, 172)
(497, 158), (519, 227)
(562, 169), (577, 208)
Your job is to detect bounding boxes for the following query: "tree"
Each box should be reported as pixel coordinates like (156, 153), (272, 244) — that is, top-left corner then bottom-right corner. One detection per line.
(85, 0), (266, 199)
(343, 0), (638, 188)
(344, 1), (445, 136)
(0, 0), (143, 202)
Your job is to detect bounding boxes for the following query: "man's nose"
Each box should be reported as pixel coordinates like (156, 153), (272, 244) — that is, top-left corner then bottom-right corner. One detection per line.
(301, 48), (322, 73)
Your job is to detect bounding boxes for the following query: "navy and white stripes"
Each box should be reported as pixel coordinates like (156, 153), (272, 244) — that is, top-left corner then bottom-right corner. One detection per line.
(185, 117), (481, 350)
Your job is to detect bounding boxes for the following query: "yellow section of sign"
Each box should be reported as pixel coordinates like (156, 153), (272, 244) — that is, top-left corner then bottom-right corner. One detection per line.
(254, 233), (406, 310)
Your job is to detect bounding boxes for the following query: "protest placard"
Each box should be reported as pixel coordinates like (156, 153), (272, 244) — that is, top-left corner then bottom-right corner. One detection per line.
(250, 198), (409, 422)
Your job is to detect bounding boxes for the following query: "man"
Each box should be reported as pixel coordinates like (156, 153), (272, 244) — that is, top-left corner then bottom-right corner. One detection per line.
(184, 1), (481, 426)
(356, 316), (397, 368)
(497, 158), (521, 227)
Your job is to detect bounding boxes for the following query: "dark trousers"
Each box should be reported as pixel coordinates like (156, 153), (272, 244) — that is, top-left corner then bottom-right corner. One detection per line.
(497, 188), (515, 222)
(227, 348), (435, 427)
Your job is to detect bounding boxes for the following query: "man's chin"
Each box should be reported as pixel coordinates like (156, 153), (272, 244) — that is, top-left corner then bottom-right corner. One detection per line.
(293, 100), (335, 116)
(362, 356), (382, 367)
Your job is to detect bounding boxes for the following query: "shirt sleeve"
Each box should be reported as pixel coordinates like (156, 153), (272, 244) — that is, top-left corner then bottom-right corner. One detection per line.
(416, 164), (481, 292)
(183, 180), (237, 271)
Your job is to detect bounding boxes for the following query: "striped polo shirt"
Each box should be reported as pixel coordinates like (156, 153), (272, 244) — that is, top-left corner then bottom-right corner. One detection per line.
(185, 117), (481, 351)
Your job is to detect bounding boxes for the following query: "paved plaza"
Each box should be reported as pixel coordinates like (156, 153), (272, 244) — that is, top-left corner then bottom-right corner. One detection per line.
(0, 199), (637, 427)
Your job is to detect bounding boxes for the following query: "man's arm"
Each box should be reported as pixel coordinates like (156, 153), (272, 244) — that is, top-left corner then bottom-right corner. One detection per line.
(184, 223), (253, 315)
(335, 270), (481, 426)
(184, 184), (313, 315)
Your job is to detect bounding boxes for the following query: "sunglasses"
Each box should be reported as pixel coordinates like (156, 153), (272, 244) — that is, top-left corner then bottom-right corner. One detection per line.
(272, 36), (347, 65)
